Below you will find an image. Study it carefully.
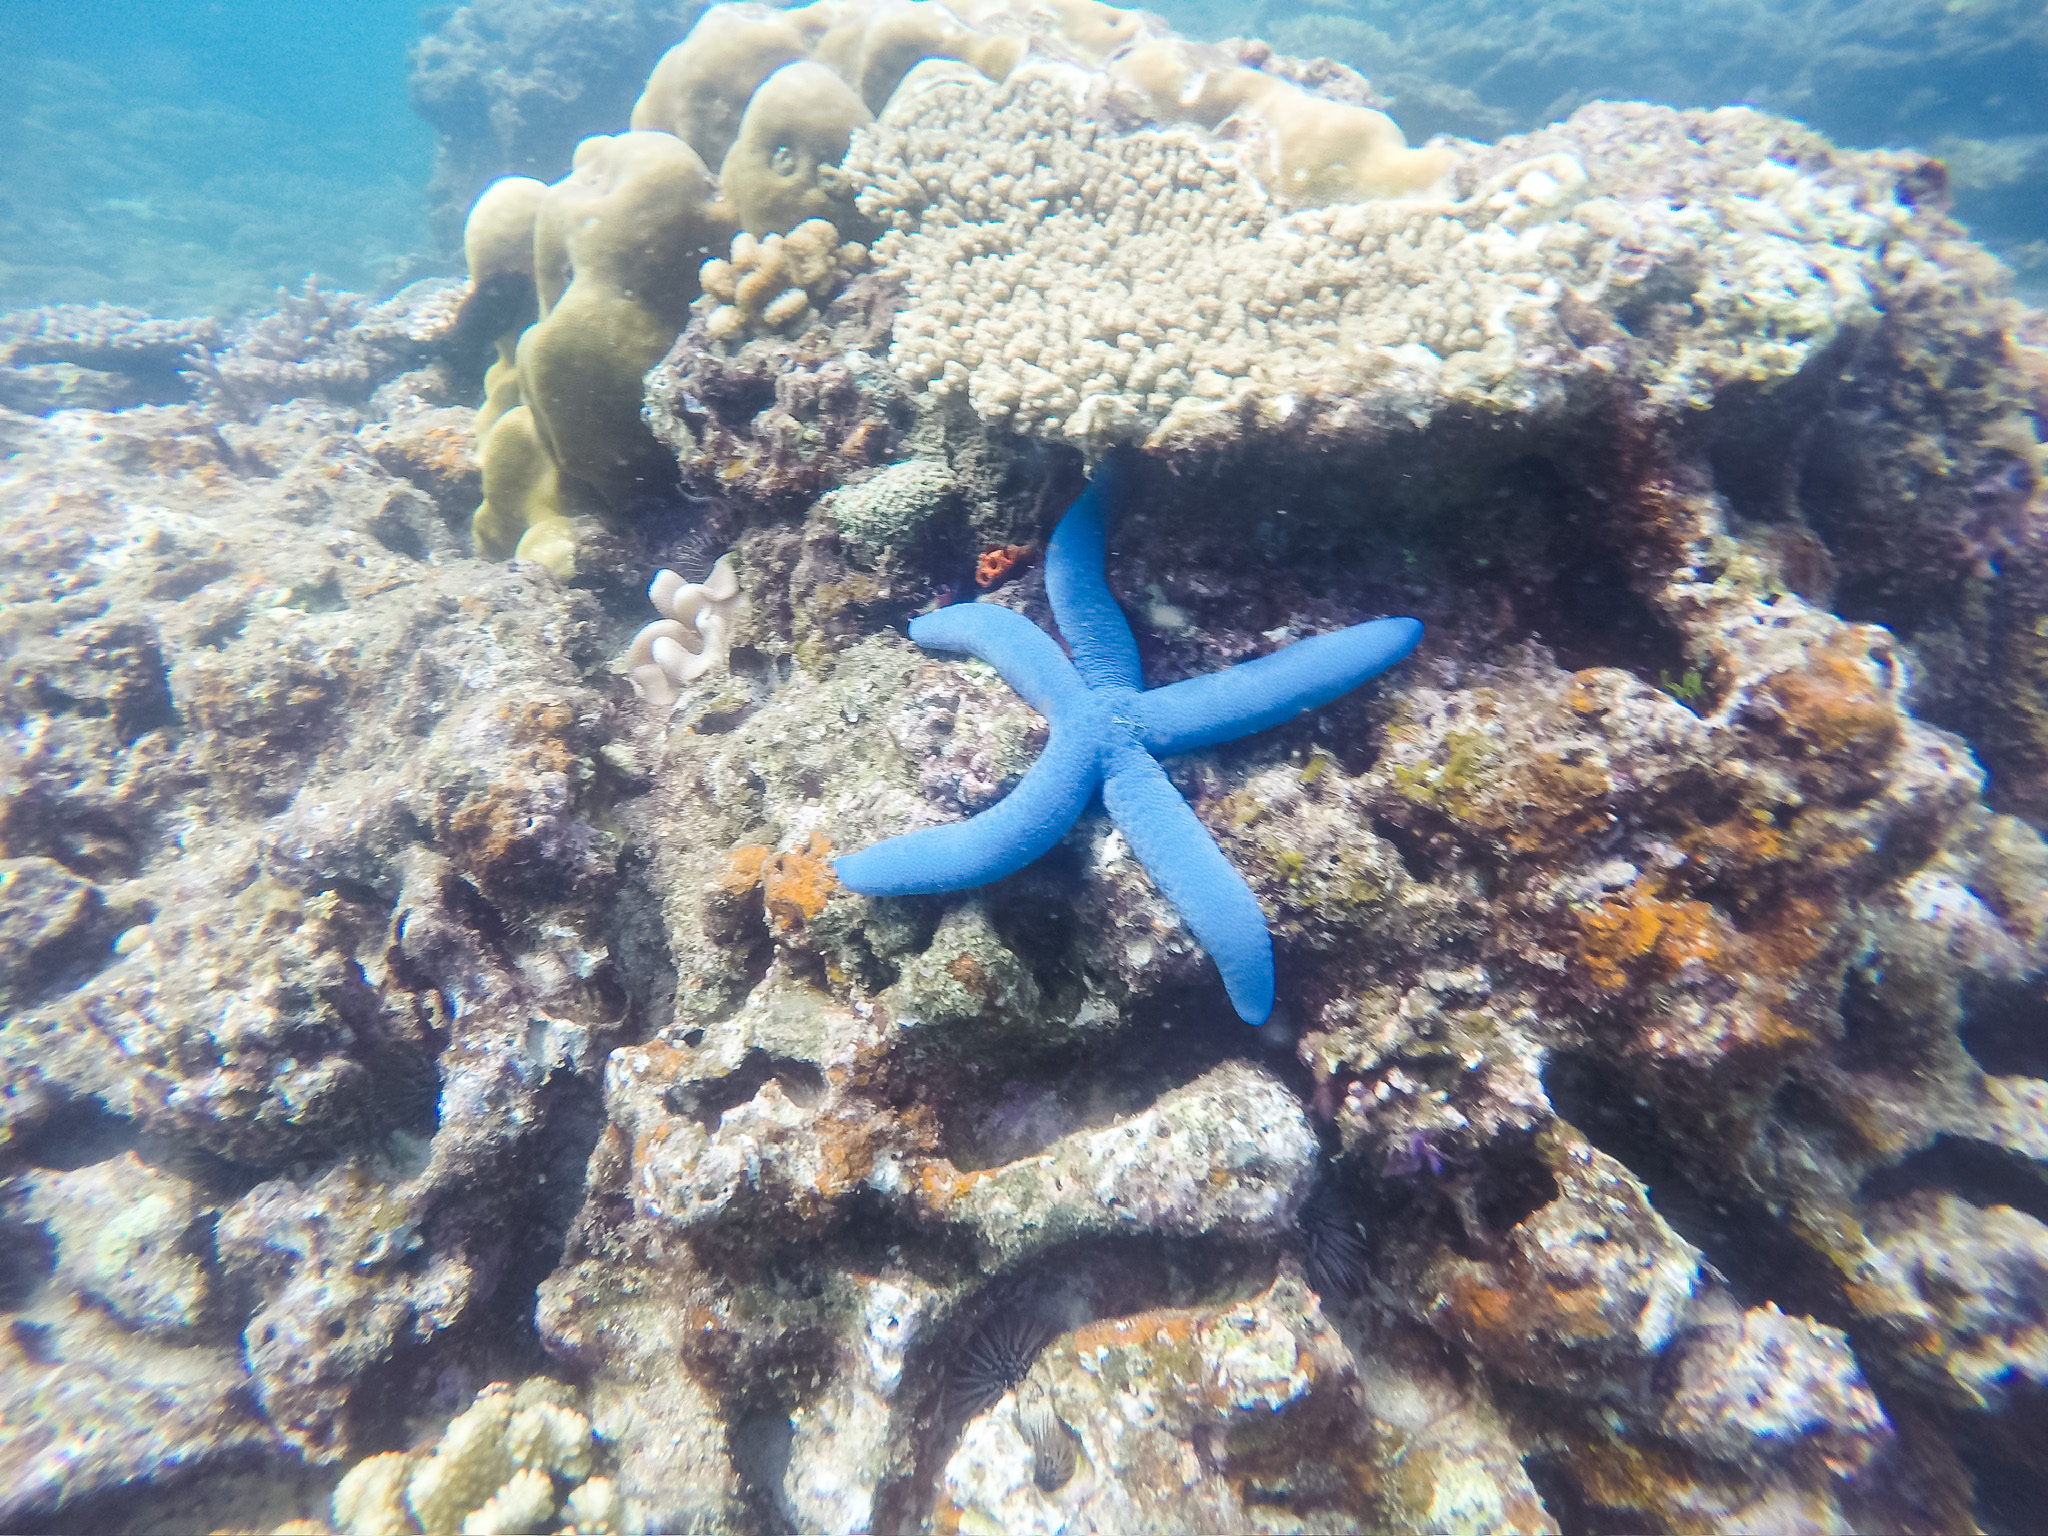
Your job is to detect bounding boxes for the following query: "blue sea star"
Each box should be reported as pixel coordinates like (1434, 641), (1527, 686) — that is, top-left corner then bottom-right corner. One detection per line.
(835, 453), (1422, 1024)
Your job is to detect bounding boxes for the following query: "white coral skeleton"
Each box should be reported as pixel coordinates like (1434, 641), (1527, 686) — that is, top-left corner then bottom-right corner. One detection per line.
(624, 555), (739, 708)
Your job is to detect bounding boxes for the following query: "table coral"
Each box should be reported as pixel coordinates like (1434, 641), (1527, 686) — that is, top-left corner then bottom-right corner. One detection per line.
(854, 83), (1909, 450)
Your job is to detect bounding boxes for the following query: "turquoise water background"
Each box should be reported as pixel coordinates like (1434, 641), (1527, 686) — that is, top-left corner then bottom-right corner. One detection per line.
(0, 0), (2042, 317)
(0, 0), (434, 317)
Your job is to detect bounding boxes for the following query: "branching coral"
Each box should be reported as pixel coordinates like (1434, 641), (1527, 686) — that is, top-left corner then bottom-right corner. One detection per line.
(329, 1378), (618, 1536)
(699, 218), (869, 344)
(0, 303), (221, 411)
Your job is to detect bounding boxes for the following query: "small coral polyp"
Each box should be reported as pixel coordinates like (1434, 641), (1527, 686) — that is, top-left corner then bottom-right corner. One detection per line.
(459, 0), (1451, 571)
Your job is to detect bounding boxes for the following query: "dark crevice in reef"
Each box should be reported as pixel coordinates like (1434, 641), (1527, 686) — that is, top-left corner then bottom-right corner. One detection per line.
(0, 1215), (57, 1310)
(1860, 1135), (2048, 1229)
(8, 1092), (138, 1173)
(1840, 963), (1953, 1074)
(1348, 1126), (1560, 1268)
(1956, 1386), (2048, 1536)
(37, 1446), (339, 1536)
(729, 1398), (800, 1535)
(477, 1068), (610, 1362)
(1119, 431), (1691, 701)
(1696, 341), (1850, 530)
(5, 1093), (270, 1204)
(1542, 1053), (1855, 1329)
(1959, 973), (2048, 1080)
(338, 1068), (610, 1460)
(664, 1048), (826, 1128)
(1523, 1451), (1655, 1536)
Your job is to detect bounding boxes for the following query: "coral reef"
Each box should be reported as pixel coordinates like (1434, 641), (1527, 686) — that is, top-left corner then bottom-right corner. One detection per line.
(8, 5), (2048, 1533)
(0, 305), (222, 413)
(462, 0), (1446, 572)
(0, 309), (635, 1521)
(468, 131), (732, 574)
(0, 282), (464, 424)
(856, 85), (1893, 450)
(1161, 0), (2048, 298)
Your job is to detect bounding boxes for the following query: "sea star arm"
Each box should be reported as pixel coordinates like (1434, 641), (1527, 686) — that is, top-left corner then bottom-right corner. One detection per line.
(907, 602), (1092, 720)
(834, 725), (1101, 896)
(1045, 453), (1144, 692)
(1135, 617), (1423, 758)
(1100, 749), (1276, 1025)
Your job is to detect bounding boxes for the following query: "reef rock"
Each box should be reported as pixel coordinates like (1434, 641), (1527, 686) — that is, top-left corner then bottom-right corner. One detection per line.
(6, 2), (2048, 1532)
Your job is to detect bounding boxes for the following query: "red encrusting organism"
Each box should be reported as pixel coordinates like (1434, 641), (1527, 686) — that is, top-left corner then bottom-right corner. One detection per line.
(975, 542), (1035, 588)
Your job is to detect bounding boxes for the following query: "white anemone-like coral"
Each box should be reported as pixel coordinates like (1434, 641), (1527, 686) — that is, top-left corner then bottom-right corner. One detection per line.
(623, 554), (742, 708)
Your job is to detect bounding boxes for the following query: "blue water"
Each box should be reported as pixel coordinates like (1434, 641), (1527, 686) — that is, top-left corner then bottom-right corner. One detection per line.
(0, 0), (434, 317)
(2, 0), (2043, 318)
